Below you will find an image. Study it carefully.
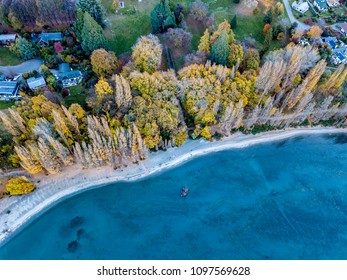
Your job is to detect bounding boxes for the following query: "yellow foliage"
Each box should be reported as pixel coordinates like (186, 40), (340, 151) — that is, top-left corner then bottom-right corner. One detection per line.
(5, 176), (36, 195)
(307, 25), (323, 38)
(95, 78), (113, 96)
(200, 126), (212, 140)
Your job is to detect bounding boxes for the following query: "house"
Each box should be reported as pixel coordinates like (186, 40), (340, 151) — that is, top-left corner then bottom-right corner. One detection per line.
(326, 0), (339, 7)
(27, 76), (46, 90)
(53, 63), (83, 87)
(0, 34), (17, 46)
(39, 32), (62, 46)
(331, 47), (347, 64)
(0, 81), (20, 101)
(292, 1), (309, 14)
(322, 37), (338, 49)
(332, 52), (347, 65)
(314, 0), (328, 12)
(338, 23), (347, 36)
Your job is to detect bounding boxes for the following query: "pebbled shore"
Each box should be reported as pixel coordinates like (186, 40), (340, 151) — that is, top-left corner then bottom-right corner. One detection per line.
(0, 126), (346, 246)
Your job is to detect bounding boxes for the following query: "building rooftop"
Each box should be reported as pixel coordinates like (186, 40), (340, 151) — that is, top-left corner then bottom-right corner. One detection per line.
(0, 81), (18, 95)
(0, 34), (17, 41)
(335, 52), (346, 61)
(58, 63), (71, 73)
(27, 76), (46, 90)
(339, 23), (347, 33)
(40, 32), (62, 43)
(315, 0), (328, 8)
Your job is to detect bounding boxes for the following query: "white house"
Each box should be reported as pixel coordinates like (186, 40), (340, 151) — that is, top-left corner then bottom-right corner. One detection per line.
(0, 34), (17, 46)
(53, 63), (83, 88)
(27, 76), (46, 90)
(326, 0), (339, 7)
(292, 1), (309, 14)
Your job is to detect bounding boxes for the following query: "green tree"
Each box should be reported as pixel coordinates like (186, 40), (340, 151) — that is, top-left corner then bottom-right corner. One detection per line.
(73, 8), (84, 42)
(230, 15), (237, 29)
(150, 0), (176, 33)
(78, 0), (105, 26)
(263, 27), (273, 52)
(263, 9), (272, 24)
(210, 30), (230, 66)
(81, 12), (107, 55)
(10, 37), (38, 60)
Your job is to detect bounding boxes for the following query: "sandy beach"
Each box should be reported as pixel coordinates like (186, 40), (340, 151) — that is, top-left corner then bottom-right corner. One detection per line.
(0, 126), (346, 246)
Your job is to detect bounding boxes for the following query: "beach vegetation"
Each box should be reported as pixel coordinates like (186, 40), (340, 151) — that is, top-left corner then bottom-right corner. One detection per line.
(4, 176), (36, 195)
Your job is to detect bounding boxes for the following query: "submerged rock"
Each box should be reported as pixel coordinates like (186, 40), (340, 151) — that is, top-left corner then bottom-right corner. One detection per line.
(69, 216), (84, 228)
(67, 240), (78, 253)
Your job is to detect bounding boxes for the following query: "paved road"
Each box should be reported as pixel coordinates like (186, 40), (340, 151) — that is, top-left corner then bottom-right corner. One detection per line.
(282, 0), (310, 32)
(0, 58), (43, 75)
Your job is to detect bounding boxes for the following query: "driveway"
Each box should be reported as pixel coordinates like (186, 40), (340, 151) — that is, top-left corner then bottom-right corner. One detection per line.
(0, 58), (44, 75)
(282, 0), (310, 32)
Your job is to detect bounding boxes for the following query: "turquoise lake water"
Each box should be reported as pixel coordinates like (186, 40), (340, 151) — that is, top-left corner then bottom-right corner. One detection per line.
(1, 133), (347, 260)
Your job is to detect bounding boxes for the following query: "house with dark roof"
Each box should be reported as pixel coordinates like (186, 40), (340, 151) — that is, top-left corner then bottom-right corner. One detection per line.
(322, 37), (338, 49)
(0, 34), (17, 46)
(332, 52), (347, 65)
(0, 81), (20, 101)
(314, 0), (328, 12)
(53, 63), (83, 87)
(27, 76), (46, 90)
(39, 32), (62, 46)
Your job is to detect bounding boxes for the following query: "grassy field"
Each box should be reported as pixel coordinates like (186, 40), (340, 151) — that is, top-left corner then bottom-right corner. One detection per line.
(103, 0), (268, 55)
(0, 47), (21, 66)
(103, 0), (155, 55)
(0, 101), (15, 110)
(64, 84), (88, 108)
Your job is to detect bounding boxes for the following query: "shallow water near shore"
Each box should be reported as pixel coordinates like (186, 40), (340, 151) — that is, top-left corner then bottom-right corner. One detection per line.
(1, 134), (347, 259)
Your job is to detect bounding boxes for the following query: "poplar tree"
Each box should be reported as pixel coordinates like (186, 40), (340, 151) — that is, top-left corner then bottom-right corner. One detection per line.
(198, 29), (211, 54)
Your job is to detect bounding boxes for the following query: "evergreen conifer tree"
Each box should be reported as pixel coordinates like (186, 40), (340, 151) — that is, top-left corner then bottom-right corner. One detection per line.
(81, 12), (107, 55)
(210, 30), (230, 66)
(230, 15), (237, 29)
(78, 0), (105, 27)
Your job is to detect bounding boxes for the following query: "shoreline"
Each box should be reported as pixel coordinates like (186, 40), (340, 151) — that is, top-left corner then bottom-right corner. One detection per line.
(0, 126), (346, 246)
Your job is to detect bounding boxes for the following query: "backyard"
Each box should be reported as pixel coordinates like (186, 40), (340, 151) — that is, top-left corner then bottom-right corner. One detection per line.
(0, 101), (15, 110)
(64, 84), (88, 108)
(0, 47), (21, 66)
(103, 0), (273, 56)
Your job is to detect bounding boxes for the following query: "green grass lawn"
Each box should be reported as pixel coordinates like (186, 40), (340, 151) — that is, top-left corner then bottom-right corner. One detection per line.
(64, 84), (87, 108)
(103, 0), (268, 55)
(0, 47), (22, 66)
(0, 101), (15, 110)
(104, 0), (156, 54)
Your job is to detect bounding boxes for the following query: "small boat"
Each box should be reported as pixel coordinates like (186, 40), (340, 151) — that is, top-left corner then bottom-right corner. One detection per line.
(181, 187), (189, 197)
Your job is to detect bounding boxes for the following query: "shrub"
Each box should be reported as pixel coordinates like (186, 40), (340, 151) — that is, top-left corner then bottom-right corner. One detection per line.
(190, 0), (209, 21)
(164, 28), (192, 49)
(5, 176), (36, 196)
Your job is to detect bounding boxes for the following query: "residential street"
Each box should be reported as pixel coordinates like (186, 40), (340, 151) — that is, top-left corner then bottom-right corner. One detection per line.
(0, 58), (43, 75)
(282, 0), (310, 31)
